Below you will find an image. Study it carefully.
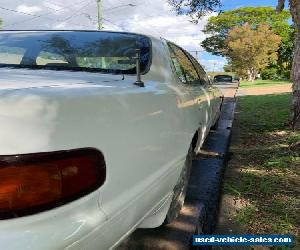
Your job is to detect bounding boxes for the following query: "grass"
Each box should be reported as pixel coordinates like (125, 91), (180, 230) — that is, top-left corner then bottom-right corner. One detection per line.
(223, 92), (300, 249)
(237, 94), (291, 131)
(240, 80), (291, 88)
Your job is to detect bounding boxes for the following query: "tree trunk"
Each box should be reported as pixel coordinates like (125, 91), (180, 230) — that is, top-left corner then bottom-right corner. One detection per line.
(291, 33), (300, 129)
(247, 75), (252, 82)
(247, 69), (252, 81)
(290, 0), (300, 129)
(247, 68), (256, 82)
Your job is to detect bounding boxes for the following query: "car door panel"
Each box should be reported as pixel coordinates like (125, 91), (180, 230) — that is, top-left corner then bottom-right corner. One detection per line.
(166, 42), (212, 147)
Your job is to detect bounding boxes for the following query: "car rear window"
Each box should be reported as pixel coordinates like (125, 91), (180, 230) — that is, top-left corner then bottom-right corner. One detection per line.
(214, 75), (233, 83)
(0, 31), (151, 75)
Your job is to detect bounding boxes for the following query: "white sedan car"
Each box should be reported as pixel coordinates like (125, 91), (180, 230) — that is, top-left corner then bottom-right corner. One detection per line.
(0, 30), (223, 249)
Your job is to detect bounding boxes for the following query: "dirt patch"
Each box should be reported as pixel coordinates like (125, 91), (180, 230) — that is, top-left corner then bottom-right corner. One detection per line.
(238, 84), (292, 96)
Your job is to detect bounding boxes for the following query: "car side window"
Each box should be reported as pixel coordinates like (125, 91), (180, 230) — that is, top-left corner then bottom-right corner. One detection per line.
(168, 43), (201, 85)
(189, 56), (210, 86)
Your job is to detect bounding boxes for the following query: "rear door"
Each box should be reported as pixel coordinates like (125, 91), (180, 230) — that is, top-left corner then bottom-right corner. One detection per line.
(167, 42), (211, 145)
(188, 55), (220, 125)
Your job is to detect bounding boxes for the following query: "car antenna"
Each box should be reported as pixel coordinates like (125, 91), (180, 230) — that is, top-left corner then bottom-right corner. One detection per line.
(133, 49), (144, 87)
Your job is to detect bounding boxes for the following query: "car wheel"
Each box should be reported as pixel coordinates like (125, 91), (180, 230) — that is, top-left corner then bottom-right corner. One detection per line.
(211, 97), (224, 130)
(164, 144), (194, 224)
(210, 116), (219, 130)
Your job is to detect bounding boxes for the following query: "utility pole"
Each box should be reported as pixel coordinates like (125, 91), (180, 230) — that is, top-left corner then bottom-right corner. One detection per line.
(213, 61), (217, 73)
(96, 2), (136, 30)
(189, 50), (202, 62)
(97, 0), (103, 30)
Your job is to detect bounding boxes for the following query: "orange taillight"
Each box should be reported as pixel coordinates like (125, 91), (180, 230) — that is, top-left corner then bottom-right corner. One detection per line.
(0, 148), (106, 219)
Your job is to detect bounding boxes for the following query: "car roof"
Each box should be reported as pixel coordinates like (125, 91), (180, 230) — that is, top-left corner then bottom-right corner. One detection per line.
(0, 30), (164, 47)
(0, 29), (158, 38)
(214, 75), (232, 77)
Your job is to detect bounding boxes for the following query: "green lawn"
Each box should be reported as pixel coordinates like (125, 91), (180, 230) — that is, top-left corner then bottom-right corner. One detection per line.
(223, 93), (299, 249)
(240, 79), (291, 88)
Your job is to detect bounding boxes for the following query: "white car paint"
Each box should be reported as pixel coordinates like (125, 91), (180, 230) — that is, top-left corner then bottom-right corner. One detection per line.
(0, 32), (223, 250)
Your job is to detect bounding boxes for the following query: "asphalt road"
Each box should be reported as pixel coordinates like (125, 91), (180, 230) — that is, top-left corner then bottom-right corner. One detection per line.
(117, 81), (239, 250)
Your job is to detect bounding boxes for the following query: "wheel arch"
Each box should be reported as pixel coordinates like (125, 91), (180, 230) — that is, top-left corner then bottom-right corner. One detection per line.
(191, 131), (198, 152)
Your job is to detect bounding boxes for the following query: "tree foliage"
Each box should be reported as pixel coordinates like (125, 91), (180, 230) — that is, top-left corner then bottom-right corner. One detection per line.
(201, 7), (292, 57)
(223, 63), (233, 73)
(277, 25), (296, 71)
(168, 0), (300, 127)
(168, 0), (221, 21)
(227, 24), (281, 81)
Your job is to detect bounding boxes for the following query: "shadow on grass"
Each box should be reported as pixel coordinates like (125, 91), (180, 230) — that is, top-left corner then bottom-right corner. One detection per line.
(224, 169), (299, 240)
(236, 93), (292, 132)
(220, 92), (299, 249)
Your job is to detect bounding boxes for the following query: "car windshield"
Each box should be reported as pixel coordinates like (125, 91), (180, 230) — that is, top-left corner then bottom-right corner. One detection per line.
(214, 75), (233, 82)
(0, 31), (151, 74)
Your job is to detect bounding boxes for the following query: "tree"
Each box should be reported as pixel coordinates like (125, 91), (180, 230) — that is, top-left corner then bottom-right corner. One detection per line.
(226, 24), (281, 81)
(277, 0), (300, 128)
(201, 7), (295, 82)
(223, 63), (233, 72)
(170, 5), (294, 78)
(201, 7), (291, 55)
(200, 7), (294, 78)
(168, 0), (221, 21)
(169, 0), (300, 128)
(277, 25), (296, 74)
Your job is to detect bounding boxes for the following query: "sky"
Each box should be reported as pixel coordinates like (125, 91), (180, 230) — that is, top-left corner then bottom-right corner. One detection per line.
(0, 0), (279, 71)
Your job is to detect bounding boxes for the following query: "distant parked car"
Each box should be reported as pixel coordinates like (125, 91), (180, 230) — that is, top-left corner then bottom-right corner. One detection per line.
(0, 30), (223, 250)
(214, 74), (233, 83)
(233, 76), (240, 82)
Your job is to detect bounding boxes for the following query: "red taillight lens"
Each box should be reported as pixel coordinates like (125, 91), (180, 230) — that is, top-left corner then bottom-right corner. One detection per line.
(0, 148), (106, 219)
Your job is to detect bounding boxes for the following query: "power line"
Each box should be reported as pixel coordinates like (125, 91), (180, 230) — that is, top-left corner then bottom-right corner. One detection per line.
(5, 1), (88, 27)
(2, 1), (94, 29)
(96, 1), (137, 30)
(43, 0), (91, 14)
(83, 13), (120, 30)
(43, 0), (74, 11)
(104, 3), (136, 13)
(0, 6), (38, 17)
(103, 18), (121, 29)
(60, 1), (93, 22)
(189, 50), (204, 55)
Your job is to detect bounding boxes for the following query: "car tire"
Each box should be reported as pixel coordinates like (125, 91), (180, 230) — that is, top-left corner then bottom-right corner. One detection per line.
(210, 116), (219, 130)
(163, 144), (194, 224)
(211, 98), (223, 130)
